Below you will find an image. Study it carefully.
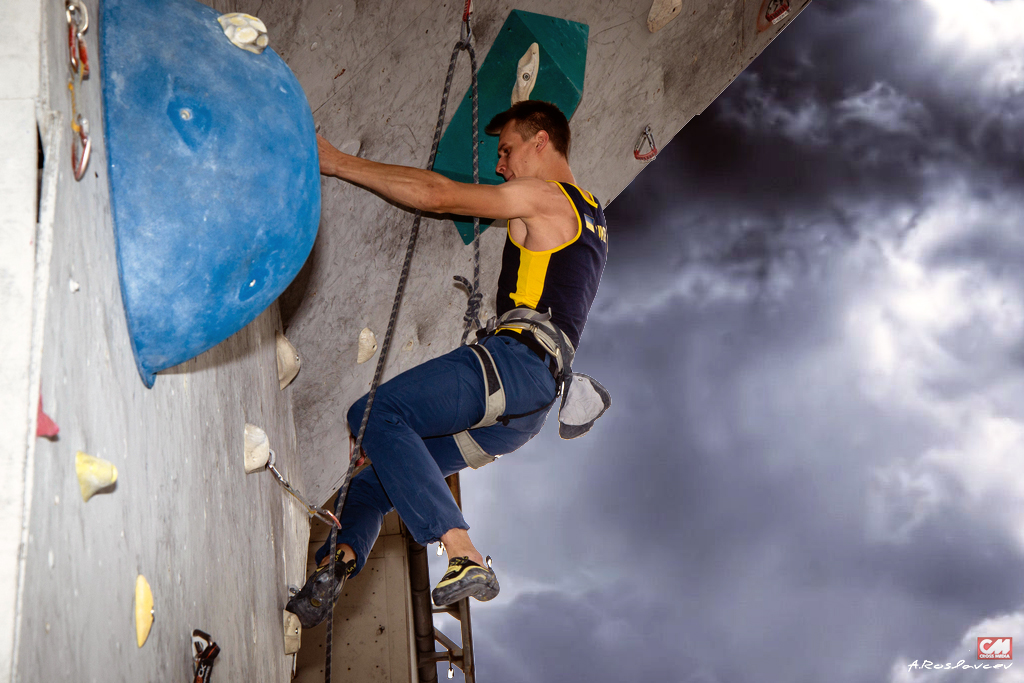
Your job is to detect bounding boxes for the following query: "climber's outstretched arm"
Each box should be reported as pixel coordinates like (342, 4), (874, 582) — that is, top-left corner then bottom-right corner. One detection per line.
(317, 134), (553, 222)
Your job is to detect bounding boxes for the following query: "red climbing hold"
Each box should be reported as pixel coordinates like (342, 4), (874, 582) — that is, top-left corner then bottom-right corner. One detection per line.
(37, 396), (59, 438)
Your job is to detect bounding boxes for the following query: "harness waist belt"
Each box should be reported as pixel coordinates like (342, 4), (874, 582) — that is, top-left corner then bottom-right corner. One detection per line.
(488, 307), (575, 376)
(494, 329), (559, 378)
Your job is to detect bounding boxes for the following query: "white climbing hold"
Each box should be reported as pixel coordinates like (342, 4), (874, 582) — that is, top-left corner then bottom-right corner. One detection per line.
(357, 327), (378, 364)
(244, 423), (271, 474)
(511, 43), (539, 105)
(647, 0), (683, 32)
(68, 278), (80, 292)
(276, 332), (301, 390)
(75, 452), (117, 502)
(283, 611), (301, 654)
(217, 13), (268, 54)
(135, 574), (154, 648)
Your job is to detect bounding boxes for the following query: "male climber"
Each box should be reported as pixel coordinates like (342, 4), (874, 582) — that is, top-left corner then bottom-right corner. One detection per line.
(286, 100), (608, 628)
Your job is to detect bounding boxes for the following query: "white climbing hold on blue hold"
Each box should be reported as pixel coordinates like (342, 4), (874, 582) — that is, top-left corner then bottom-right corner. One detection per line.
(217, 13), (269, 54)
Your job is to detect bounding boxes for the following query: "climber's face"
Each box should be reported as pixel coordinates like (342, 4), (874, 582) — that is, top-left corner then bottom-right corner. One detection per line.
(495, 120), (541, 181)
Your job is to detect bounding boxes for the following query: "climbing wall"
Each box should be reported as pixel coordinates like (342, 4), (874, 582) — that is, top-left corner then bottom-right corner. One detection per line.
(202, 0), (811, 507)
(13, 3), (310, 681)
(5, 1), (811, 681)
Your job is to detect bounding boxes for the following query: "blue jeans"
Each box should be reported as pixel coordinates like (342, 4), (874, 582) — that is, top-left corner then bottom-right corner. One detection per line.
(316, 334), (557, 574)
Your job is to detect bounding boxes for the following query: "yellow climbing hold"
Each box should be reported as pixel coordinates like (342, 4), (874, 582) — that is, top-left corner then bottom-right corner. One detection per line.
(135, 574), (154, 648)
(75, 452), (117, 502)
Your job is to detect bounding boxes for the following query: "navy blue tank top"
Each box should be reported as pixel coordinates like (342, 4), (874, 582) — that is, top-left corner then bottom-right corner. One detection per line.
(495, 182), (608, 348)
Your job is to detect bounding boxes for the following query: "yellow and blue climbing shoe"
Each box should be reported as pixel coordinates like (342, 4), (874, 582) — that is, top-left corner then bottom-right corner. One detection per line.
(285, 552), (356, 629)
(431, 556), (499, 606)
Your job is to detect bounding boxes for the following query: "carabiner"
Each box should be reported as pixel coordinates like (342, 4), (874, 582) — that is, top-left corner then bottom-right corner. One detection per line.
(65, 1), (89, 35)
(634, 125), (657, 161)
(458, 0), (473, 45)
(66, 1), (90, 78)
(72, 114), (91, 181)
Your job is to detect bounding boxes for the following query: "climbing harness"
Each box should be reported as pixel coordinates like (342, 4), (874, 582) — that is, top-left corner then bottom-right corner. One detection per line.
(66, 0), (91, 181)
(483, 307), (575, 373)
(634, 124), (658, 162)
(466, 344), (505, 428)
(452, 306), (611, 467)
(322, 3), (481, 681)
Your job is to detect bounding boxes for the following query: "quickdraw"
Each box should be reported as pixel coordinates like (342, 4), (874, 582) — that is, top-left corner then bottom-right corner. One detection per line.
(66, 0), (91, 181)
(634, 124), (658, 162)
(191, 629), (220, 683)
(265, 450), (342, 530)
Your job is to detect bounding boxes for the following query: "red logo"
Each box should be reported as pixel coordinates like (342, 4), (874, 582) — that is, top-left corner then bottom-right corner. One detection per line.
(978, 638), (1012, 660)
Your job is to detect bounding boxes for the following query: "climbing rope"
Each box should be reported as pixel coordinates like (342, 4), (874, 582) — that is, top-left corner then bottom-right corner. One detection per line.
(323, 4), (480, 681)
(455, 25), (481, 346)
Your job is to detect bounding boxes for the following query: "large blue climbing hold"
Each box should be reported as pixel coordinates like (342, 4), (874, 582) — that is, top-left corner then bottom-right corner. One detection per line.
(101, 0), (320, 387)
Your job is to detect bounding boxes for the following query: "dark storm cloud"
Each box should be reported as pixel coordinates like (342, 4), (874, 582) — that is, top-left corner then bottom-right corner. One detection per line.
(611, 0), (1024, 276)
(469, 287), (1024, 683)
(459, 2), (1024, 683)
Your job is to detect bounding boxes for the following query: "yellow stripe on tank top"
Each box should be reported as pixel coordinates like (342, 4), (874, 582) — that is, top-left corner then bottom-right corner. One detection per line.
(510, 247), (551, 309)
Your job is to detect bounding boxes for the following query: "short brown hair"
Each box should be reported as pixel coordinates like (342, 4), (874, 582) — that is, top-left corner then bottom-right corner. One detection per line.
(485, 101), (571, 160)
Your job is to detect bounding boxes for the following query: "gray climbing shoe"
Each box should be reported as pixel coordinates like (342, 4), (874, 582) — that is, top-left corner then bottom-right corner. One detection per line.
(285, 554), (356, 629)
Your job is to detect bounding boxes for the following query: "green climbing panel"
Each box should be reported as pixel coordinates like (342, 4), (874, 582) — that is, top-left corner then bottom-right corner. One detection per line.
(434, 10), (589, 244)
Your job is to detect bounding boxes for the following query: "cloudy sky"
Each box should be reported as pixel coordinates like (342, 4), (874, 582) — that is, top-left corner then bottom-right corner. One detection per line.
(434, 1), (1024, 681)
